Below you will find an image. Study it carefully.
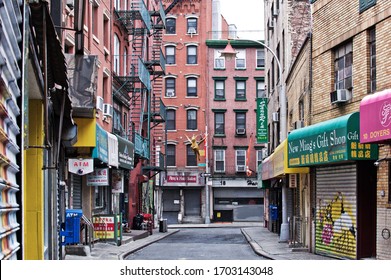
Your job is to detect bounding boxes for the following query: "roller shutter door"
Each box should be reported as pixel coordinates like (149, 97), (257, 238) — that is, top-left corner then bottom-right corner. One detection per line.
(315, 164), (357, 259)
(72, 174), (82, 209)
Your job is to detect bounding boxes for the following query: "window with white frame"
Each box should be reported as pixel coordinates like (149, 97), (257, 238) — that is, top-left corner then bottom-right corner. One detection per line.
(256, 80), (265, 98)
(235, 49), (246, 69)
(166, 144), (176, 166)
(214, 150), (225, 172)
(256, 150), (263, 168)
(187, 145), (197, 166)
(166, 109), (176, 130)
(214, 50), (225, 69)
(236, 150), (246, 172)
(114, 0), (120, 11)
(187, 109), (197, 130)
(256, 49), (265, 68)
(187, 45), (197, 64)
(165, 77), (176, 97)
(215, 79), (225, 99)
(334, 41), (353, 90)
(214, 112), (225, 135)
(165, 45), (176, 65)
(166, 18), (176, 34)
(187, 77), (197, 97)
(235, 80), (246, 100)
(114, 34), (120, 74)
(187, 17), (197, 34)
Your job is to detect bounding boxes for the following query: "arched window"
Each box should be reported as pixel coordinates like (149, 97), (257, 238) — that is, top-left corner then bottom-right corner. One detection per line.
(114, 34), (120, 74)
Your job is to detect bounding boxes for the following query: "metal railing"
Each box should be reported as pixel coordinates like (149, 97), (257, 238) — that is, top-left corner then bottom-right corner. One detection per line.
(81, 215), (94, 251)
(289, 215), (308, 248)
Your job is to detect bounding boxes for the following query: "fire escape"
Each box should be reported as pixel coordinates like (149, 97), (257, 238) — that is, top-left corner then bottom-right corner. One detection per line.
(114, 0), (166, 178)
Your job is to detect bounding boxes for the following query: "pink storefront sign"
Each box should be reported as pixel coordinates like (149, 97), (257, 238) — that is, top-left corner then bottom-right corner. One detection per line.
(360, 89), (391, 143)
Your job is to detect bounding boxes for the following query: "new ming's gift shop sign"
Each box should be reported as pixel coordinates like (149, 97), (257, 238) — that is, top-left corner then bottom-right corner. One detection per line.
(288, 112), (378, 167)
(360, 89), (391, 144)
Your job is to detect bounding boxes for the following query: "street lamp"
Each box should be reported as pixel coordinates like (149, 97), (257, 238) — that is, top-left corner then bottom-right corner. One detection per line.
(220, 39), (289, 242)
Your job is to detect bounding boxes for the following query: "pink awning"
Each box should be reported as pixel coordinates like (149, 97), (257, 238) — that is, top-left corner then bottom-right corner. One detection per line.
(360, 89), (391, 143)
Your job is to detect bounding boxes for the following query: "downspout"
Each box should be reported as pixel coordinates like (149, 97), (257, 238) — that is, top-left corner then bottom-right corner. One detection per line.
(42, 4), (51, 148)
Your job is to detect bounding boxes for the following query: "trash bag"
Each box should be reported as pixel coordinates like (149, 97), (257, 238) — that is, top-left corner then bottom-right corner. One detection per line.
(132, 213), (144, 230)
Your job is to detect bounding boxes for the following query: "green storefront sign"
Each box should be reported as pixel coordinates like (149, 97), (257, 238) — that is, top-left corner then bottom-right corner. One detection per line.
(256, 98), (268, 143)
(288, 112), (378, 167)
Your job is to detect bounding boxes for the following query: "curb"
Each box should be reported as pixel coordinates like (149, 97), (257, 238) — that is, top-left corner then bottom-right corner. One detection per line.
(119, 229), (180, 259)
(240, 228), (275, 260)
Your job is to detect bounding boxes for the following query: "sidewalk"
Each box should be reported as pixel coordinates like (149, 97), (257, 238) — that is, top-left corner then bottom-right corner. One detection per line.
(64, 223), (334, 260)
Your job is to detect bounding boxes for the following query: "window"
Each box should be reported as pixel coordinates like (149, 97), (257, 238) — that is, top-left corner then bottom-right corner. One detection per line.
(187, 109), (197, 130)
(369, 28), (376, 93)
(256, 50), (265, 68)
(166, 18), (176, 34)
(187, 18), (197, 34)
(165, 77), (176, 97)
(235, 49), (246, 69)
(235, 112), (246, 135)
(359, 0), (377, 13)
(187, 78), (197, 97)
(214, 50), (225, 69)
(256, 80), (265, 98)
(165, 46), (176, 65)
(114, 0), (120, 10)
(113, 102), (122, 134)
(256, 150), (263, 168)
(235, 80), (246, 100)
(103, 14), (109, 48)
(334, 42), (353, 90)
(92, 2), (99, 36)
(166, 144), (176, 166)
(214, 112), (225, 135)
(236, 150), (246, 172)
(114, 34), (120, 74)
(214, 150), (225, 172)
(187, 46), (197, 64)
(123, 48), (127, 76)
(166, 109), (176, 130)
(187, 145), (197, 166)
(214, 79), (225, 99)
(299, 100), (304, 121)
(94, 185), (108, 209)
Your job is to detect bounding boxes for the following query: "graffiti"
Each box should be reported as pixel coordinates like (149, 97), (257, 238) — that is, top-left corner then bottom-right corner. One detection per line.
(317, 192), (356, 258)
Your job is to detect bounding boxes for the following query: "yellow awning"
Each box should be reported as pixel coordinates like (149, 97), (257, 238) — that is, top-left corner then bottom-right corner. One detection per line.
(262, 139), (309, 180)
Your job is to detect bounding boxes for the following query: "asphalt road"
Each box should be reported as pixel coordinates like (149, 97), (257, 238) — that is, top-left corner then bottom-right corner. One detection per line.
(125, 227), (266, 260)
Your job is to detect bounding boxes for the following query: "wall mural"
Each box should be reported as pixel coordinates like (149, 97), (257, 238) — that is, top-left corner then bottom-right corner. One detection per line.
(316, 192), (357, 259)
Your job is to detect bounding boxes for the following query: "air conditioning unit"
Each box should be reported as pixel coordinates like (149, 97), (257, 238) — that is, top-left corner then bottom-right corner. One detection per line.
(66, 0), (74, 8)
(166, 89), (175, 97)
(272, 112), (279, 122)
(268, 20), (274, 29)
(236, 128), (246, 135)
(96, 96), (104, 111)
(294, 120), (304, 129)
(188, 27), (197, 34)
(237, 165), (246, 172)
(273, 7), (279, 18)
(103, 103), (113, 117)
(330, 89), (351, 104)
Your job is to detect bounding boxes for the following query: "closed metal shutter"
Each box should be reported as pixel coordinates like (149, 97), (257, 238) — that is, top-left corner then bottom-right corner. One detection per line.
(184, 189), (201, 216)
(72, 174), (82, 209)
(162, 189), (180, 224)
(315, 164), (357, 259)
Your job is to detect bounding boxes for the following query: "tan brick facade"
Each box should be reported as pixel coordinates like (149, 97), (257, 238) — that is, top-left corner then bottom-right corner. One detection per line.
(312, 0), (391, 259)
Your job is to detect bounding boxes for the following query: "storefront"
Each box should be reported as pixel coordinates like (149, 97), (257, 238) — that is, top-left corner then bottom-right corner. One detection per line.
(261, 140), (309, 235)
(360, 89), (391, 260)
(212, 178), (264, 222)
(160, 171), (205, 224)
(288, 112), (378, 259)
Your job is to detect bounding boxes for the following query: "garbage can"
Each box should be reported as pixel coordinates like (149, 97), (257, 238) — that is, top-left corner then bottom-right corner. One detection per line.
(159, 219), (167, 233)
(62, 209), (83, 245)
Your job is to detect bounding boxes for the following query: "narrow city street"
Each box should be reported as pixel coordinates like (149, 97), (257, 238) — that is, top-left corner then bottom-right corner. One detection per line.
(125, 228), (266, 260)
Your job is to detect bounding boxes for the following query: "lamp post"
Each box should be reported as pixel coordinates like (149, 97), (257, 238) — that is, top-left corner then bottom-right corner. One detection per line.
(220, 39), (289, 242)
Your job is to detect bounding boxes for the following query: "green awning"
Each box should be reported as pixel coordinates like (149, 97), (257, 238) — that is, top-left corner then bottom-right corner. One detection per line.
(287, 112), (378, 167)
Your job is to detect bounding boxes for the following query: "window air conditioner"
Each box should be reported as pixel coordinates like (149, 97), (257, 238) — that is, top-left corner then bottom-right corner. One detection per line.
(294, 120), (304, 129)
(96, 96), (104, 111)
(236, 128), (246, 135)
(237, 165), (246, 172)
(166, 89), (175, 97)
(272, 112), (279, 122)
(330, 89), (351, 104)
(188, 27), (197, 34)
(103, 103), (113, 117)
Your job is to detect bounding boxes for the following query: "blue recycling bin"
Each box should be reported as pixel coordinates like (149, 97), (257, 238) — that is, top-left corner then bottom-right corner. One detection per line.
(62, 209), (83, 245)
(270, 205), (278, 221)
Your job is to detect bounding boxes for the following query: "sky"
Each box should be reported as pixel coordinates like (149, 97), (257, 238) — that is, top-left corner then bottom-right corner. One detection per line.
(220, 0), (265, 40)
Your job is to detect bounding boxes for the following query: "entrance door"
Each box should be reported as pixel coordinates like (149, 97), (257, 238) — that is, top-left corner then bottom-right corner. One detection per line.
(184, 189), (201, 216)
